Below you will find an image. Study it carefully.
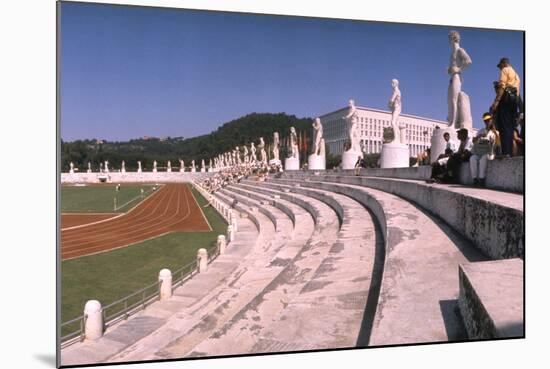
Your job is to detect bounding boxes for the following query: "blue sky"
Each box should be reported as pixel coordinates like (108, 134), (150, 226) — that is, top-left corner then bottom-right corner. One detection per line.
(60, 2), (524, 141)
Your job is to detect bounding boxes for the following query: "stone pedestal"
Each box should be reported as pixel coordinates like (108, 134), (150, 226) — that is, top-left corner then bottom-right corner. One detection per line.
(430, 127), (457, 163)
(308, 154), (326, 170)
(158, 269), (172, 301)
(191, 168), (196, 173)
(153, 168), (157, 173)
(201, 168), (205, 173)
(380, 143), (409, 168)
(197, 249), (208, 273)
(83, 300), (103, 340)
(341, 150), (363, 170)
(269, 159), (281, 166)
(284, 157), (299, 171)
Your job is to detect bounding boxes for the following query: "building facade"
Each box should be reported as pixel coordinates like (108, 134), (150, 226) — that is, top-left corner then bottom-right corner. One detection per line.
(319, 106), (448, 158)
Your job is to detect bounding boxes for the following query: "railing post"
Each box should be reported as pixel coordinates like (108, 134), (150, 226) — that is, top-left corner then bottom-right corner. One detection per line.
(227, 224), (234, 243)
(159, 269), (172, 301)
(84, 300), (103, 340)
(217, 235), (227, 255)
(232, 215), (238, 232)
(197, 248), (208, 273)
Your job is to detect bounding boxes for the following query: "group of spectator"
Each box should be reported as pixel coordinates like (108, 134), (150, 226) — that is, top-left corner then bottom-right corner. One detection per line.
(199, 161), (283, 194)
(426, 57), (523, 187)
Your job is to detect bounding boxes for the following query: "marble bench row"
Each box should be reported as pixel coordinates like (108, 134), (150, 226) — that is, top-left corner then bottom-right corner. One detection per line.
(280, 171), (524, 260)
(263, 175), (524, 344)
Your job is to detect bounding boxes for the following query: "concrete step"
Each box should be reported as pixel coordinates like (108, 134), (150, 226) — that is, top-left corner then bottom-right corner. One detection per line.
(107, 189), (320, 361)
(174, 183), (343, 357)
(266, 176), (490, 346)
(280, 172), (524, 260)
(241, 179), (381, 351)
(458, 258), (523, 339)
(305, 156), (524, 193)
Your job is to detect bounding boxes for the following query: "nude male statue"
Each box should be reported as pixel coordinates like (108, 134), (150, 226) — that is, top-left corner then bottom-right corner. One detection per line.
(447, 30), (472, 128)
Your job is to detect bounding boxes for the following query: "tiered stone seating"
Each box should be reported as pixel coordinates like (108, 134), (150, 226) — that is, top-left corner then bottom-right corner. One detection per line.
(62, 162), (524, 364)
(280, 171), (524, 259)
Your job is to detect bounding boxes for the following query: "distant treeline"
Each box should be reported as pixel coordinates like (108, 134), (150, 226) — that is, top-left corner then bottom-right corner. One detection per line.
(61, 113), (317, 171)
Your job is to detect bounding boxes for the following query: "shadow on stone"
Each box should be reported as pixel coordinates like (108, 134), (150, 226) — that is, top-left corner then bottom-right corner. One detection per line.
(439, 299), (468, 341)
(356, 208), (386, 347)
(407, 201), (488, 263)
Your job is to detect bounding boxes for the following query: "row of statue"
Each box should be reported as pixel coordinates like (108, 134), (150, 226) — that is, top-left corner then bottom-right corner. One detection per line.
(67, 31), (473, 173)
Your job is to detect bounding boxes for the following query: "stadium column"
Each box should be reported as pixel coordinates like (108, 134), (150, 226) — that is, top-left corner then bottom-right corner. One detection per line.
(217, 235), (227, 255)
(197, 248), (208, 273)
(84, 300), (103, 340)
(158, 269), (173, 300)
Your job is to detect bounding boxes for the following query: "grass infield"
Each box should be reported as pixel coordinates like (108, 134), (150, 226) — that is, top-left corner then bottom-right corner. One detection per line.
(61, 185), (227, 335)
(61, 184), (156, 213)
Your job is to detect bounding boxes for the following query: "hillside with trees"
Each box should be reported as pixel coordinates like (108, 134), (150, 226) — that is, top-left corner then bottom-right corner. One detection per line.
(61, 113), (314, 171)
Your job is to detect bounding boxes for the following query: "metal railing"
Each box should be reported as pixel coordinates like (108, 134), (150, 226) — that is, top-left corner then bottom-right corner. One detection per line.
(60, 314), (86, 348)
(102, 280), (161, 330)
(171, 260), (199, 291)
(60, 241), (222, 347)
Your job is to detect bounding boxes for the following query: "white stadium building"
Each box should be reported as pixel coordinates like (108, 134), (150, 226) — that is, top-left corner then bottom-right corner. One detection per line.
(318, 105), (449, 157)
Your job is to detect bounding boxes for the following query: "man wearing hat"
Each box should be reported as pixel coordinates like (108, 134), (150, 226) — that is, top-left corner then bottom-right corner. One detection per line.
(470, 113), (499, 187)
(490, 57), (521, 156)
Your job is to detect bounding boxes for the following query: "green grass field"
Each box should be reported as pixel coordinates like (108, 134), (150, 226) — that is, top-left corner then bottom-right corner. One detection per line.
(61, 184), (156, 213)
(61, 185), (227, 336)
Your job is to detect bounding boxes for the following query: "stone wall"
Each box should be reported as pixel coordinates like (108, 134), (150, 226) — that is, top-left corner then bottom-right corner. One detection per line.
(336, 156), (524, 193)
(61, 172), (212, 184)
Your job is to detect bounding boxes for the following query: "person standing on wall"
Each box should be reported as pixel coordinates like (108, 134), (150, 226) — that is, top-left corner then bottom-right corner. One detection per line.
(490, 57), (521, 157)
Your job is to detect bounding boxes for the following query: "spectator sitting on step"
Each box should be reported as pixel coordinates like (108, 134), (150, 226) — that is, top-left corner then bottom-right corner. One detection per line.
(414, 148), (431, 167)
(512, 113), (524, 156)
(470, 112), (499, 187)
(427, 132), (457, 183)
(354, 155), (365, 176)
(446, 128), (473, 183)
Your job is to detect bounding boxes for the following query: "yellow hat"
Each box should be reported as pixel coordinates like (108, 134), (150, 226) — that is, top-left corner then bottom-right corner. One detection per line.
(482, 113), (492, 121)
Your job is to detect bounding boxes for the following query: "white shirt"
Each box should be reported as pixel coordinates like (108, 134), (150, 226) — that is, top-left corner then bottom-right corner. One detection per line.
(445, 139), (458, 153)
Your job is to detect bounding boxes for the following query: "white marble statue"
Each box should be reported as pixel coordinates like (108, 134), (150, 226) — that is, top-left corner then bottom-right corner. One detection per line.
(137, 161), (142, 173)
(447, 30), (472, 128)
(191, 159), (195, 169)
(250, 142), (256, 162)
(243, 145), (249, 163)
(209, 159), (212, 169)
(289, 127), (299, 159)
(201, 159), (205, 169)
(319, 138), (326, 157)
(258, 137), (267, 163)
(273, 132), (280, 161)
(121, 160), (126, 173)
(167, 160), (171, 172)
(312, 117), (324, 155)
(343, 99), (361, 152)
(388, 79), (403, 144)
(87, 162), (91, 173)
(235, 146), (240, 164)
(104, 160), (109, 173)
(153, 160), (157, 172)
(179, 159), (184, 172)
(69, 162), (74, 174)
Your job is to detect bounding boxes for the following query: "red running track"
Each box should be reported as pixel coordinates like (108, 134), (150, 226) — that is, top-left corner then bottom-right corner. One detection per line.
(61, 183), (211, 260)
